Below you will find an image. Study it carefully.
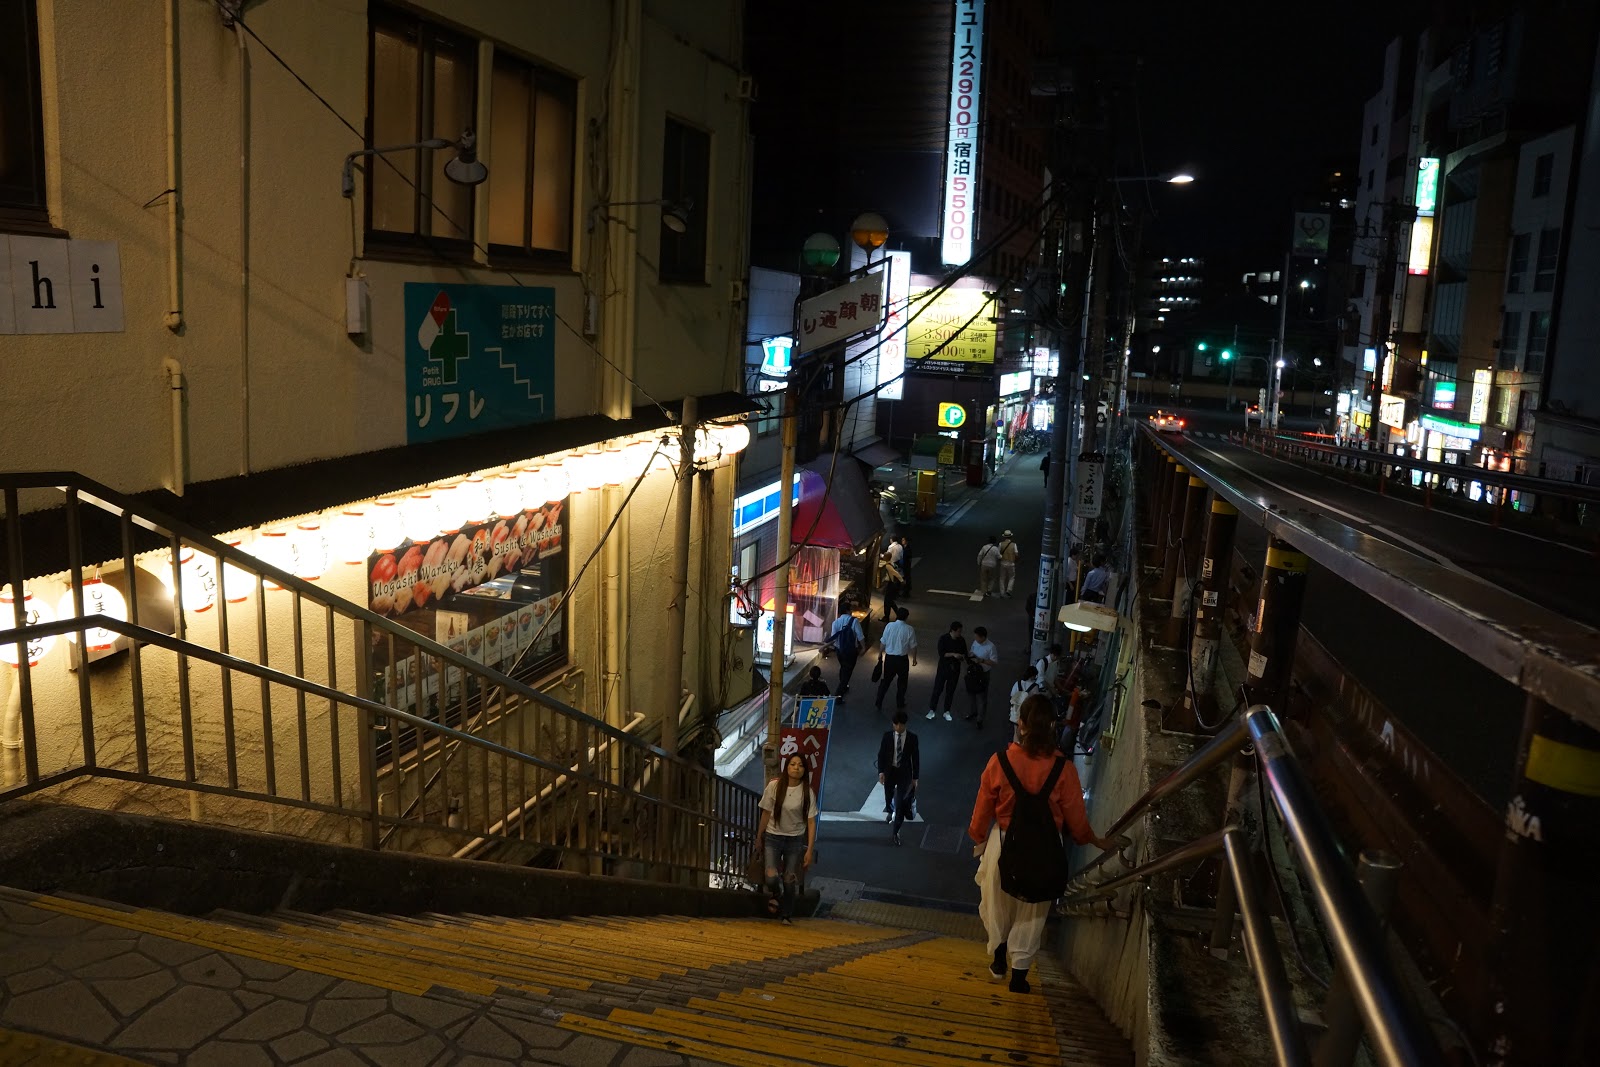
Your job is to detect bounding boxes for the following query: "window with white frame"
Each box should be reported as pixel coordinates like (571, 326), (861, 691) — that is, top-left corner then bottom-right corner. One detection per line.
(1533, 228), (1559, 292)
(1506, 232), (1530, 293)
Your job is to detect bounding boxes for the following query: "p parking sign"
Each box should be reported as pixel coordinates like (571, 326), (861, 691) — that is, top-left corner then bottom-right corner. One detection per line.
(937, 402), (967, 429)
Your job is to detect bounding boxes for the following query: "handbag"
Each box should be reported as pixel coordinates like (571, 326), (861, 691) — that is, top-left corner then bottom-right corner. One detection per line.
(871, 655), (884, 683)
(745, 845), (766, 886)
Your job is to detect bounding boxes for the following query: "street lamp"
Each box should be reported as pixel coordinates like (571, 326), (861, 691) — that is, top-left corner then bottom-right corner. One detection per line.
(341, 130), (487, 198)
(588, 198), (694, 234)
(801, 232), (841, 275)
(1111, 172), (1196, 184)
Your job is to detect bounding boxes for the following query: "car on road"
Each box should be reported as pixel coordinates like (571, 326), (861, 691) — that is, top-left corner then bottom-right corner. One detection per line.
(1151, 410), (1185, 434)
(1244, 404), (1264, 432)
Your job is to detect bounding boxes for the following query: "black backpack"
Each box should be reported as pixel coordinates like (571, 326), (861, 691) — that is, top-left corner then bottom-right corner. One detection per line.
(834, 619), (859, 658)
(996, 751), (1070, 903)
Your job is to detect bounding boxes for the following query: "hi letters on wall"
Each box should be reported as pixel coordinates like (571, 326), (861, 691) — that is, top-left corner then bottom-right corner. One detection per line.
(0, 236), (124, 334)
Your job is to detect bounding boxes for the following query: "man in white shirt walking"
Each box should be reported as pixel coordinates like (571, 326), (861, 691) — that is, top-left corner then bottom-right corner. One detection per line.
(964, 625), (999, 727)
(998, 531), (1019, 597)
(975, 536), (1002, 597)
(873, 607), (919, 711)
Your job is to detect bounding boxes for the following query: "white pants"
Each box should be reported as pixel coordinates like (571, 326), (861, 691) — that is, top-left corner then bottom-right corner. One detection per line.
(1000, 562), (1016, 594)
(975, 823), (1050, 970)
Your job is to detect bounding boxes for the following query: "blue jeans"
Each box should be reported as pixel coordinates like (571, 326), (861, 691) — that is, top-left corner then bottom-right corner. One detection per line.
(764, 834), (805, 918)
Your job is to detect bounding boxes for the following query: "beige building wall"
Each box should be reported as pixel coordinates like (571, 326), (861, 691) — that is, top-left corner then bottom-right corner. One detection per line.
(2, 0), (749, 840)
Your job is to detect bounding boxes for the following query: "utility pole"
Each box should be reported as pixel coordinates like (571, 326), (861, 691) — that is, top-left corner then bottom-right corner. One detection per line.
(763, 382), (796, 778)
(662, 394), (695, 756)
(1270, 250), (1289, 431)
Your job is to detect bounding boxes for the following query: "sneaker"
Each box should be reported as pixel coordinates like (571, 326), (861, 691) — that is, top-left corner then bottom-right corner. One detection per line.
(885, 810), (893, 823)
(943, 711), (953, 722)
(1009, 968), (1031, 994)
(892, 831), (901, 846)
(781, 917), (793, 926)
(990, 943), (1007, 981)
(926, 710), (936, 720)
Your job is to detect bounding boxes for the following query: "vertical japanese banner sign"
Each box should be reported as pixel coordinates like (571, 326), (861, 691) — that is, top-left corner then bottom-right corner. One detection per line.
(942, 0), (984, 266)
(877, 250), (912, 401)
(782, 697), (836, 809)
(405, 283), (557, 444)
(1075, 455), (1105, 520)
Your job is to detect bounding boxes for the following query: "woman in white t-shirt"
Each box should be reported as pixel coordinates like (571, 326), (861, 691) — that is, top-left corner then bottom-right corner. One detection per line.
(1008, 665), (1042, 742)
(755, 753), (817, 923)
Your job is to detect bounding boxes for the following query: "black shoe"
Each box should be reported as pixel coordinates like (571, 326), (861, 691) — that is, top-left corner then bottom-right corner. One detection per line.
(990, 943), (1007, 981)
(893, 831), (901, 846)
(963, 713), (976, 721)
(885, 810), (893, 823)
(1009, 968), (1031, 994)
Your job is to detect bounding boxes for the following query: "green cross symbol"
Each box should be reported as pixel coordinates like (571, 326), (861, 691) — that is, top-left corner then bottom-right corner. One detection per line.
(429, 310), (470, 384)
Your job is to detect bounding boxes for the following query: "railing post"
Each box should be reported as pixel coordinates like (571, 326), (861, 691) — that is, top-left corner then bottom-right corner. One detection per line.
(1209, 747), (1257, 954)
(1245, 538), (1309, 712)
(1149, 454), (1178, 565)
(356, 619), (379, 849)
(1157, 464), (1189, 598)
(1315, 850), (1403, 1067)
(1222, 827), (1311, 1067)
(1483, 694), (1600, 1066)
(1176, 496), (1241, 730)
(1163, 475), (1209, 647)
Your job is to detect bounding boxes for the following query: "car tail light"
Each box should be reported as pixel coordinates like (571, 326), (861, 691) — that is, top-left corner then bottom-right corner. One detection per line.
(1178, 420), (1185, 428)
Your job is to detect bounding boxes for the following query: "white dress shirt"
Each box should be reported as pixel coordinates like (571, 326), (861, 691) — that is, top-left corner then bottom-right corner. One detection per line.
(879, 619), (918, 656)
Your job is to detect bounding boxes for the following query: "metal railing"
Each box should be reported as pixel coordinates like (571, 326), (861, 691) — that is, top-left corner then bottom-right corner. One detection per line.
(1061, 705), (1442, 1067)
(0, 473), (760, 887)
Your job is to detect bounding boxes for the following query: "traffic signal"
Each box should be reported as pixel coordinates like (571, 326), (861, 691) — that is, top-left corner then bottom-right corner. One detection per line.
(1221, 349), (1233, 362)
(1197, 342), (1208, 351)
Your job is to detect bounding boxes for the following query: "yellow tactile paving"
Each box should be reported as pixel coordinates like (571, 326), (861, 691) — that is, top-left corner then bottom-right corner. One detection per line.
(826, 900), (988, 940)
(0, 1028), (153, 1067)
(558, 1015), (819, 1067)
(493, 914), (899, 968)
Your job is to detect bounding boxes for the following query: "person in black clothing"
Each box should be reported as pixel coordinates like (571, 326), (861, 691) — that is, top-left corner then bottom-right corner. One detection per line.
(925, 620), (967, 722)
(798, 666), (830, 698)
(876, 710), (920, 845)
(1040, 451), (1051, 485)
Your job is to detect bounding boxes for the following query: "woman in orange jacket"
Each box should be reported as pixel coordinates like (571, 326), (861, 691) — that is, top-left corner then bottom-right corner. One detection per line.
(968, 695), (1115, 993)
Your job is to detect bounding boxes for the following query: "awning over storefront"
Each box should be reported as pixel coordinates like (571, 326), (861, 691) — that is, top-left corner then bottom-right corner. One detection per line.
(792, 459), (883, 550)
(850, 439), (901, 469)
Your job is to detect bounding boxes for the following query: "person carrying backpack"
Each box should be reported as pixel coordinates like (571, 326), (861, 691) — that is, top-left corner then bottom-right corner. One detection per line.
(967, 695), (1115, 994)
(827, 610), (865, 698)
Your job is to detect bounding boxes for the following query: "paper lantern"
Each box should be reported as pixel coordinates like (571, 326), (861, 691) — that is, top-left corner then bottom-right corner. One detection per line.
(253, 529), (293, 590)
(580, 450), (606, 491)
(336, 508), (372, 566)
(169, 547), (218, 612)
(369, 500), (404, 553)
(58, 576), (128, 652)
(542, 463), (569, 503)
(402, 492), (438, 544)
(515, 467), (545, 513)
(491, 471), (522, 517)
(431, 482), (460, 533)
(0, 584), (56, 666)
(603, 447), (628, 486)
(717, 422), (751, 456)
(293, 520), (328, 580)
(221, 538), (255, 603)
(457, 477), (490, 523)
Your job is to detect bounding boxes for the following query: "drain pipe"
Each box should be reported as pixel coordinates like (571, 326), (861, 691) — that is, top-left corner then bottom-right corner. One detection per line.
(163, 358), (186, 495)
(162, 0), (183, 331)
(230, 13), (251, 474)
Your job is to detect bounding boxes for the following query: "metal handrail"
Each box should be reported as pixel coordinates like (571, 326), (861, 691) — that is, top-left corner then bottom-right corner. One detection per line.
(0, 472), (761, 885)
(1061, 704), (1441, 1067)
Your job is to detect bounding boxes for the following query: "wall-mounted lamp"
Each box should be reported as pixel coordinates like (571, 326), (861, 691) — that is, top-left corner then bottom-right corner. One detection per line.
(1058, 600), (1120, 633)
(340, 130), (487, 199)
(588, 198), (694, 234)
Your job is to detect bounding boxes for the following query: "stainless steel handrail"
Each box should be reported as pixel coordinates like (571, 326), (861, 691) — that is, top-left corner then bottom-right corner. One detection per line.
(1060, 704), (1441, 1067)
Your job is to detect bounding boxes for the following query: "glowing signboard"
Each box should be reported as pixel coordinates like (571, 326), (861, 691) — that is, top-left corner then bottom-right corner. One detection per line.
(1379, 393), (1406, 430)
(941, 0), (985, 265)
(1420, 413), (1480, 441)
(1432, 379), (1457, 409)
(1408, 215), (1435, 275)
(877, 250), (911, 401)
(1415, 158), (1440, 216)
(907, 288), (997, 368)
(1469, 368), (1492, 424)
(999, 370), (1033, 395)
(937, 402), (968, 429)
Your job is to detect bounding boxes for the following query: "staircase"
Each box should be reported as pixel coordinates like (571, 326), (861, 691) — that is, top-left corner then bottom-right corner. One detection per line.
(0, 887), (1132, 1065)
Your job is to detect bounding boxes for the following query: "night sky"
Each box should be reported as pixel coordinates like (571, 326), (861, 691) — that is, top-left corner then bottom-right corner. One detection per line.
(1070, 2), (1425, 271)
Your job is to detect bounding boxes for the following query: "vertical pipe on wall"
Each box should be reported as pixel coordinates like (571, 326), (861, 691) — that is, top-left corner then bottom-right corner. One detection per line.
(233, 22), (251, 475)
(163, 0), (183, 331)
(662, 398), (696, 755)
(601, 0), (642, 421)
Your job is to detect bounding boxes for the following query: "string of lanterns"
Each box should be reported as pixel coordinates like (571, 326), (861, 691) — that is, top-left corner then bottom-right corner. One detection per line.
(0, 422), (750, 661)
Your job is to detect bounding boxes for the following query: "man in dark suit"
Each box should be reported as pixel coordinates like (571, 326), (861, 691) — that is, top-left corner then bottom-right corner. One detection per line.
(876, 710), (920, 846)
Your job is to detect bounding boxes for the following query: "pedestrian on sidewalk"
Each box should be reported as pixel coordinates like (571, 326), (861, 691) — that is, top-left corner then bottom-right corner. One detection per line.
(876, 710), (920, 845)
(880, 555), (905, 622)
(1039, 451), (1050, 485)
(756, 753), (817, 925)
(968, 695), (1116, 992)
(1080, 553), (1111, 604)
(976, 535), (1002, 596)
(826, 610), (865, 698)
(873, 607), (918, 711)
(1008, 666), (1042, 742)
(926, 620), (967, 721)
(890, 535), (912, 596)
(798, 666), (830, 698)
(998, 531), (1019, 597)
(964, 625), (998, 726)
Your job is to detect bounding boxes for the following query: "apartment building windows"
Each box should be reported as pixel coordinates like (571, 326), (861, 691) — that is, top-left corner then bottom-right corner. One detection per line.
(367, 6), (478, 254)
(1498, 311), (1522, 371)
(1531, 153), (1553, 198)
(1525, 311), (1550, 375)
(486, 54), (577, 265)
(1506, 232), (1530, 292)
(659, 118), (710, 284)
(1533, 228), (1559, 292)
(0, 0), (49, 231)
